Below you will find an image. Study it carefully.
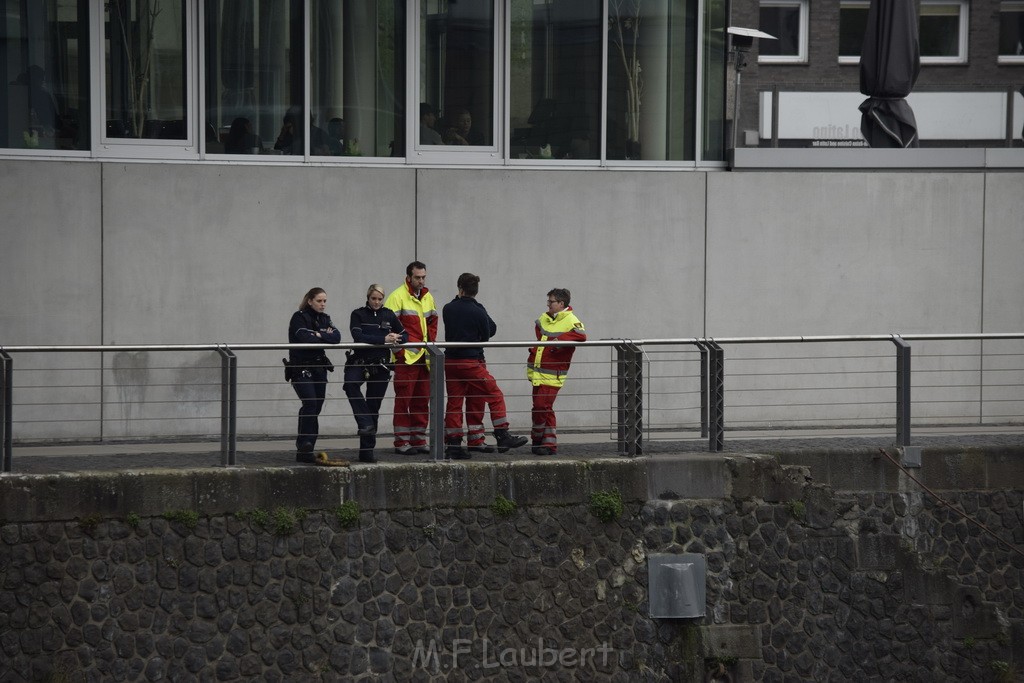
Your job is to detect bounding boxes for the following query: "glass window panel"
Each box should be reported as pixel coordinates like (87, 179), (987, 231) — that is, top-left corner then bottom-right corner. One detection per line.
(758, 3), (801, 57)
(702, 0), (727, 161)
(312, 1), (406, 158)
(999, 3), (1024, 58)
(605, 0), (697, 161)
(105, 0), (186, 140)
(1, 0), (90, 150)
(204, 0), (303, 155)
(509, 0), (601, 161)
(919, 3), (961, 58)
(838, 3), (869, 58)
(419, 0), (494, 147)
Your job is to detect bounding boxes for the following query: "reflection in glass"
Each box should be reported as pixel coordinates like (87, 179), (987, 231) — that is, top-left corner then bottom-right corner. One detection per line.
(509, 0), (601, 160)
(606, 0), (697, 161)
(204, 0), (303, 155)
(702, 0), (727, 161)
(420, 0), (494, 147)
(838, 3), (869, 58)
(105, 0), (185, 140)
(312, 1), (406, 157)
(758, 4), (801, 57)
(1000, 4), (1024, 57)
(919, 4), (961, 59)
(1, 0), (90, 150)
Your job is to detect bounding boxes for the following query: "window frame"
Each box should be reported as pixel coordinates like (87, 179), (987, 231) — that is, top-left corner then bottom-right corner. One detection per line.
(837, 0), (869, 65)
(757, 0), (809, 65)
(998, 0), (1024, 64)
(91, 0), (200, 159)
(919, 0), (969, 65)
(838, 0), (969, 65)
(408, 0), (505, 165)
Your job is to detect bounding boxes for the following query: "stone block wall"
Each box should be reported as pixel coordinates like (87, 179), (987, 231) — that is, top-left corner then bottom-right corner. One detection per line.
(1, 462), (1022, 681)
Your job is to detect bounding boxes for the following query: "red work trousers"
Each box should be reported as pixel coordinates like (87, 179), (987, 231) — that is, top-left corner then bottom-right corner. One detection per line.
(531, 384), (561, 452)
(392, 360), (430, 448)
(444, 358), (509, 446)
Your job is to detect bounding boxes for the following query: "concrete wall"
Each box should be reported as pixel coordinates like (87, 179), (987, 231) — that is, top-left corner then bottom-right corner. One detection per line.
(1, 452), (1021, 681)
(1, 159), (1022, 438)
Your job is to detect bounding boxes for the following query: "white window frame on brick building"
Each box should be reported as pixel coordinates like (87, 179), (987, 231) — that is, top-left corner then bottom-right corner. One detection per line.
(757, 0), (809, 64)
(838, 0), (968, 65)
(999, 0), (1024, 63)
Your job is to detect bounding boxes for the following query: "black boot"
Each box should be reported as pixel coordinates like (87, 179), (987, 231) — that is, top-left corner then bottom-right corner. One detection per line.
(445, 440), (471, 460)
(494, 429), (528, 453)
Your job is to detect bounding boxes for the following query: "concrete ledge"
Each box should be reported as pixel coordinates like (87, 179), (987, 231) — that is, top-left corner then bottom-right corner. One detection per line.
(0, 467), (349, 523)
(732, 147), (996, 170)
(772, 446), (1022, 491)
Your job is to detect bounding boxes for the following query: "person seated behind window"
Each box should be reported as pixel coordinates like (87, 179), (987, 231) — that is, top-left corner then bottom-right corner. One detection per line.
(420, 103), (443, 145)
(274, 107), (332, 155)
(326, 118), (346, 155)
(224, 117), (263, 154)
(442, 109), (481, 146)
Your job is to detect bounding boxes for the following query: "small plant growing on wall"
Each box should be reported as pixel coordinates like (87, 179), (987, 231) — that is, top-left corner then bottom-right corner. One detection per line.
(125, 512), (141, 529)
(589, 489), (624, 523)
(335, 501), (360, 529)
(490, 494), (517, 517)
(271, 507), (298, 536)
(786, 500), (806, 521)
(163, 510), (199, 530)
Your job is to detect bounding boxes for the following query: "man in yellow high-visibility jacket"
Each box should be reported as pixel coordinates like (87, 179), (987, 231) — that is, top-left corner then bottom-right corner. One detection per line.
(526, 288), (586, 455)
(385, 261), (437, 454)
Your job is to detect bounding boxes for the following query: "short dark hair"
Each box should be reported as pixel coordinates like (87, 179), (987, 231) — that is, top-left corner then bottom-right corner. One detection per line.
(406, 261), (427, 277)
(457, 273), (480, 297)
(547, 288), (570, 306)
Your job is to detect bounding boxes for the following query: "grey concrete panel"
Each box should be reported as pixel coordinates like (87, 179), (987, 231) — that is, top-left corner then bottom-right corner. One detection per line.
(99, 163), (416, 344)
(414, 169), (707, 341)
(415, 169), (707, 428)
(705, 172), (985, 337)
(0, 160), (102, 343)
(982, 173), (1024, 330)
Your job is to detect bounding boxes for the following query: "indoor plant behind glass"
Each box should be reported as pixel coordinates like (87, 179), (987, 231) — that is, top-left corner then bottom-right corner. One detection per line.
(610, 0), (643, 159)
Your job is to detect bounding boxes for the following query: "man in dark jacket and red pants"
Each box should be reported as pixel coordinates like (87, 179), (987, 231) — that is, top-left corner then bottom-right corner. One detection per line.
(441, 273), (528, 459)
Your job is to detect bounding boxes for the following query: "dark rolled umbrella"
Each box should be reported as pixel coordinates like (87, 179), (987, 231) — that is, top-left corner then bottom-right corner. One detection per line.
(858, 0), (921, 147)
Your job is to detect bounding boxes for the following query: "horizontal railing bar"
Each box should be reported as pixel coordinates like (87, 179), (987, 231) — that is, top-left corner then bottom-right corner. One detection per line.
(4, 333), (1024, 355)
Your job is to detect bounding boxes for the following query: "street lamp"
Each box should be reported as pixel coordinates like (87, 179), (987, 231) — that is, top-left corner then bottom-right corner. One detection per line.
(727, 26), (776, 156)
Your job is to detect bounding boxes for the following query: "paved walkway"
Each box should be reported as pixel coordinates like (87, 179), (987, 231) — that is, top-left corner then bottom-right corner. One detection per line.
(4, 427), (1023, 475)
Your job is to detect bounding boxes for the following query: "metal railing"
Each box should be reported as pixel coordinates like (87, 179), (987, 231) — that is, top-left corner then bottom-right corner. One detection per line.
(2, 333), (1022, 472)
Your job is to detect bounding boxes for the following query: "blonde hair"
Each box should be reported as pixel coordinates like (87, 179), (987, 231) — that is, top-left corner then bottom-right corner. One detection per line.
(366, 283), (385, 300)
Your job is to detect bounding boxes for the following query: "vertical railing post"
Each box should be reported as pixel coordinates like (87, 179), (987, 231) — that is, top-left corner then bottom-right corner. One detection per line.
(615, 342), (643, 457)
(425, 344), (445, 462)
(707, 341), (724, 452)
(1, 351), (12, 473)
(893, 336), (911, 448)
(217, 346), (237, 466)
(696, 342), (709, 438)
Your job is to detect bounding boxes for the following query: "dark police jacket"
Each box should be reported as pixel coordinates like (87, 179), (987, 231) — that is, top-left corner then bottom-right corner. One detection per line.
(442, 296), (496, 360)
(348, 305), (407, 364)
(288, 308), (340, 368)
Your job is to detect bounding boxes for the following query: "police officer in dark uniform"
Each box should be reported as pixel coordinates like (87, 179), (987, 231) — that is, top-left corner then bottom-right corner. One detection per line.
(288, 287), (340, 461)
(344, 284), (407, 462)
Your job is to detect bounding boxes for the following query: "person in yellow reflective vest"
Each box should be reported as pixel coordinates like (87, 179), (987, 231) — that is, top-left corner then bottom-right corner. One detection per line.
(526, 288), (586, 455)
(384, 261), (437, 454)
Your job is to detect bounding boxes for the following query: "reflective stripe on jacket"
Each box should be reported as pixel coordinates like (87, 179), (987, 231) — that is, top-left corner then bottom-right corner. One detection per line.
(384, 281), (438, 365)
(526, 307), (586, 387)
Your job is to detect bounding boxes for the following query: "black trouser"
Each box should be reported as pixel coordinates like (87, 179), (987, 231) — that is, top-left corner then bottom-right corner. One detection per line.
(292, 366), (328, 450)
(343, 363), (391, 457)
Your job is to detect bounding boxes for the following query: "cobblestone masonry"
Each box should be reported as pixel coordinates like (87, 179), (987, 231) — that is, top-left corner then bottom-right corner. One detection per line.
(1, 477), (1022, 681)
